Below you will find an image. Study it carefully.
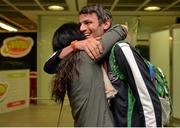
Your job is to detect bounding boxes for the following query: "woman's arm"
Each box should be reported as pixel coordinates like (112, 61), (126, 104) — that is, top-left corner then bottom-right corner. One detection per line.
(60, 24), (127, 60)
(43, 24), (127, 74)
(95, 24), (127, 61)
(75, 24), (127, 60)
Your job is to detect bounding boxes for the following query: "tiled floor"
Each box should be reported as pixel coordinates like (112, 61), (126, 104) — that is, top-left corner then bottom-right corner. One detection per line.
(0, 102), (180, 127)
(169, 117), (180, 127)
(0, 103), (74, 127)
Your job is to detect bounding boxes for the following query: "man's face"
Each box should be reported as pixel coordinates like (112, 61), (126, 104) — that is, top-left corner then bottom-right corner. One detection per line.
(79, 13), (106, 39)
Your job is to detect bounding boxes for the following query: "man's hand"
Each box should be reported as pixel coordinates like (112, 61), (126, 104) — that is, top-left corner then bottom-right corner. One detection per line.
(75, 37), (103, 59)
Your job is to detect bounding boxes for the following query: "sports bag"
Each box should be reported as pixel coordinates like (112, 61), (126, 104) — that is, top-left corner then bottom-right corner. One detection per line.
(109, 41), (172, 126)
(144, 59), (171, 125)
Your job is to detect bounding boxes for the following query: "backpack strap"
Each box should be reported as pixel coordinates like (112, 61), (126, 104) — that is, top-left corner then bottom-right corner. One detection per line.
(109, 43), (125, 80)
(149, 63), (153, 81)
(113, 41), (157, 127)
(109, 42), (135, 127)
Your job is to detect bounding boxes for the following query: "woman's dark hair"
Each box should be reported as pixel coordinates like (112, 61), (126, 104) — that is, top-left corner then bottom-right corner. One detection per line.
(51, 22), (85, 103)
(52, 22), (85, 52)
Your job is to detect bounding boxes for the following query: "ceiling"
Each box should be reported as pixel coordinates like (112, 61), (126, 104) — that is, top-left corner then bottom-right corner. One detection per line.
(0, 0), (180, 32)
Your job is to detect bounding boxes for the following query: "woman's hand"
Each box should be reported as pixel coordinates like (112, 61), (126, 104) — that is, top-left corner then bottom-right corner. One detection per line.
(75, 37), (103, 60)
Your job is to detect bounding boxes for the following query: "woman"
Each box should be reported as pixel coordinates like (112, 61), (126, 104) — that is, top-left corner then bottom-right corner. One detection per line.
(52, 22), (115, 127)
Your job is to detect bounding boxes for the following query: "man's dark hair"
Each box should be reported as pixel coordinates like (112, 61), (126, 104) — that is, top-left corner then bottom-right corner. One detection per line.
(79, 4), (112, 25)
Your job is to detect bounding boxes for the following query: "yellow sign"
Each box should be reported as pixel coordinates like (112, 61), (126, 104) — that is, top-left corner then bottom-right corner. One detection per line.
(0, 36), (34, 58)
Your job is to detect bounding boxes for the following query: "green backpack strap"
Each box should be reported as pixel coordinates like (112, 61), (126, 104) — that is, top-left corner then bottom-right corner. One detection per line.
(109, 44), (125, 80)
(109, 42), (136, 127)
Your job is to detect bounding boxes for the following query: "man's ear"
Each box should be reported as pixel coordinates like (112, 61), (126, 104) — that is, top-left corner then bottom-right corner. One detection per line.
(103, 21), (111, 31)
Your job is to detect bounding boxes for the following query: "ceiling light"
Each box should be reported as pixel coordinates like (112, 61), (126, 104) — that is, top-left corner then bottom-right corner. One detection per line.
(144, 6), (161, 11)
(0, 22), (18, 32)
(48, 5), (64, 11)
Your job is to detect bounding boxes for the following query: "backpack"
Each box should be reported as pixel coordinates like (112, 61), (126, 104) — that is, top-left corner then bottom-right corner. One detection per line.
(144, 59), (172, 125)
(109, 41), (172, 126)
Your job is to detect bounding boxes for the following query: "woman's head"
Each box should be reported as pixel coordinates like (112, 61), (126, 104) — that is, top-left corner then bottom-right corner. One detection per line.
(52, 22), (84, 104)
(52, 22), (85, 52)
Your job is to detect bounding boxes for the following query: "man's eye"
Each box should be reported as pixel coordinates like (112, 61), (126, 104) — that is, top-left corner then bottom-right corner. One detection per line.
(84, 21), (91, 25)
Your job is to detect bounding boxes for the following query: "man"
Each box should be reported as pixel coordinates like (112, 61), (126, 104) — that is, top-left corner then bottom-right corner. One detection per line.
(78, 5), (161, 127)
(44, 5), (127, 74)
(44, 4), (162, 127)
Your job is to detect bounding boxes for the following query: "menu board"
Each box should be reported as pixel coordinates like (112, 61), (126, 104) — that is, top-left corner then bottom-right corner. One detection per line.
(0, 69), (29, 113)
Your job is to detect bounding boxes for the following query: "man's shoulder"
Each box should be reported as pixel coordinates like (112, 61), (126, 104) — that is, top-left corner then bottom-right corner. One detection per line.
(113, 40), (129, 48)
(108, 24), (121, 31)
(110, 41), (132, 56)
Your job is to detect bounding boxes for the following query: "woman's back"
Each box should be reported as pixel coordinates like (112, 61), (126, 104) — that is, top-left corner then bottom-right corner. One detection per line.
(67, 51), (114, 127)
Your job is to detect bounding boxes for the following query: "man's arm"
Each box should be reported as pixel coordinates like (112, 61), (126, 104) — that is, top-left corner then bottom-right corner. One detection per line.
(43, 51), (62, 74)
(60, 37), (102, 60)
(43, 38), (101, 74)
(61, 24), (127, 60)
(43, 24), (127, 74)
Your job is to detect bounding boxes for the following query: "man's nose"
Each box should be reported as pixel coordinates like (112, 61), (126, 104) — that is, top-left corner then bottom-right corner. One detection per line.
(80, 24), (86, 32)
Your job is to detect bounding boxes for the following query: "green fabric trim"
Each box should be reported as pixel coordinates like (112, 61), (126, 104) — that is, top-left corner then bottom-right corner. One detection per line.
(109, 43), (136, 126)
(109, 42), (172, 126)
(127, 86), (135, 127)
(109, 44), (125, 80)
